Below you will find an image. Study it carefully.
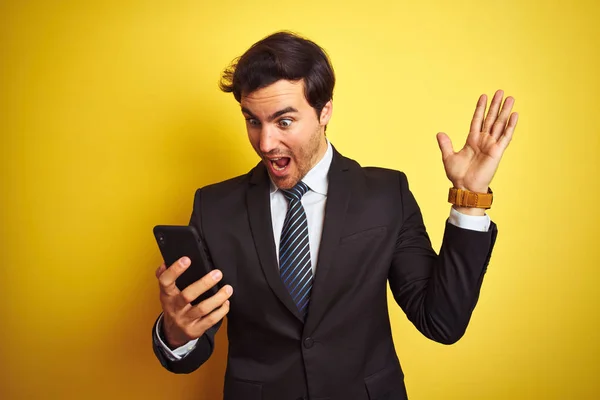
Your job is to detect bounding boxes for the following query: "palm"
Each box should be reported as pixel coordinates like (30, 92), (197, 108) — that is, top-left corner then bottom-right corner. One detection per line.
(437, 90), (519, 193)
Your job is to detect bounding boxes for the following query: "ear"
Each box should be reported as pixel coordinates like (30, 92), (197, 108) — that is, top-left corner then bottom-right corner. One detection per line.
(319, 100), (333, 126)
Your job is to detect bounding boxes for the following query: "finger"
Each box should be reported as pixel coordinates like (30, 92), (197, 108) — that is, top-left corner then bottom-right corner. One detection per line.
(187, 285), (233, 320)
(436, 132), (454, 160)
(157, 257), (191, 297)
(194, 300), (230, 333)
(469, 94), (487, 134)
(155, 263), (167, 279)
(498, 112), (519, 150)
(482, 90), (504, 133)
(178, 269), (223, 306)
(491, 96), (515, 140)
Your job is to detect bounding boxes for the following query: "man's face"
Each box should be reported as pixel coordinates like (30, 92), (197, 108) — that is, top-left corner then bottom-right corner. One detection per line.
(241, 79), (332, 190)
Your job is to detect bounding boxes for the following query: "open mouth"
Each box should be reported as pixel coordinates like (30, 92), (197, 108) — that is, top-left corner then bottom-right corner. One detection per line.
(269, 157), (291, 171)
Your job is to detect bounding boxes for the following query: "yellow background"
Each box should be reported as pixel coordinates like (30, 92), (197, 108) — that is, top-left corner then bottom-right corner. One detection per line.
(1, 0), (598, 399)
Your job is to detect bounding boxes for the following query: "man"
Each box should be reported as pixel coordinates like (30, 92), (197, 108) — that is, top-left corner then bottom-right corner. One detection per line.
(152, 31), (518, 400)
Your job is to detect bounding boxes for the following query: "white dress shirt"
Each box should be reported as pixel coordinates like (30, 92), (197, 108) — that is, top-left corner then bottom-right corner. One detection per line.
(154, 140), (491, 360)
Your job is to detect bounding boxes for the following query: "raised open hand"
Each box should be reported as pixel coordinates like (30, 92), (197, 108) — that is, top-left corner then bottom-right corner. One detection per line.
(436, 90), (518, 194)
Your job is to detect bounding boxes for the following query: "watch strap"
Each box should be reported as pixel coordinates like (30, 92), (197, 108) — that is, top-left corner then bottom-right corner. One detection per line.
(448, 187), (493, 209)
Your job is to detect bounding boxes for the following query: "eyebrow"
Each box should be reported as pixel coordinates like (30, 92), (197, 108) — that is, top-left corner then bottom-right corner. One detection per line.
(241, 106), (298, 122)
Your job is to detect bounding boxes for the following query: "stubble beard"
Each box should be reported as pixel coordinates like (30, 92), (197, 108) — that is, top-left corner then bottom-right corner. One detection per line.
(271, 125), (325, 190)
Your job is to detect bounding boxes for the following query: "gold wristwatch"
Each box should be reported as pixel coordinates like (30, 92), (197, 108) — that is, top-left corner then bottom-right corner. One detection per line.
(448, 187), (493, 209)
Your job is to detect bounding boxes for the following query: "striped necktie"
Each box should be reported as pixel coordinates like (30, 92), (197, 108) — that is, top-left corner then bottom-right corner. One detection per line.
(279, 181), (312, 319)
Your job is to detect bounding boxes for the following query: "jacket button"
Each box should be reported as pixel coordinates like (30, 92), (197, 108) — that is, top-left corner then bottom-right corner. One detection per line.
(303, 337), (314, 349)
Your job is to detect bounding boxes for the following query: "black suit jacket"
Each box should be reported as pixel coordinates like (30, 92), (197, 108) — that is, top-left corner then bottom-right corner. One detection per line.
(153, 147), (498, 400)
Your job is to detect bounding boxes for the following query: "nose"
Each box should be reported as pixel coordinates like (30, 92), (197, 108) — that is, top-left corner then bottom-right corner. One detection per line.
(258, 126), (278, 155)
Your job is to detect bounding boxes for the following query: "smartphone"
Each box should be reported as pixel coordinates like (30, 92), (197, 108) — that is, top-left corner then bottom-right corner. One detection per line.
(153, 225), (217, 305)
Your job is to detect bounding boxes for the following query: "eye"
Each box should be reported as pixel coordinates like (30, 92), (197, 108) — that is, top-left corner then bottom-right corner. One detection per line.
(246, 118), (260, 127)
(278, 118), (293, 128)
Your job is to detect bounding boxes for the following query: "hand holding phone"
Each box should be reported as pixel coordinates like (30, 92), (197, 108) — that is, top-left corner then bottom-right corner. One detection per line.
(153, 225), (233, 348)
(154, 225), (217, 305)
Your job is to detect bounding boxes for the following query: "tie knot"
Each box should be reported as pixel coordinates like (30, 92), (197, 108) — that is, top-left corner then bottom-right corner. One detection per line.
(282, 181), (309, 202)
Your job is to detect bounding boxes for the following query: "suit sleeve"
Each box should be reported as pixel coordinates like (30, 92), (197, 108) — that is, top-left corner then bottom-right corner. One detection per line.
(388, 172), (498, 344)
(151, 188), (224, 373)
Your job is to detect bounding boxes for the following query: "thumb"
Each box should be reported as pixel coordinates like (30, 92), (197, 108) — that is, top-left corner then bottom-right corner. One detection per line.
(436, 132), (454, 160)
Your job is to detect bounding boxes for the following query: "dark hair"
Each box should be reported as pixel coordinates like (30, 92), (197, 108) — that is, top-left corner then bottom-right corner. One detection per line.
(219, 31), (335, 120)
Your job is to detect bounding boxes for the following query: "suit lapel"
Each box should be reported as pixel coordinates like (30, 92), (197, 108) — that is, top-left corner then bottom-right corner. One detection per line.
(247, 163), (304, 322)
(305, 147), (353, 335)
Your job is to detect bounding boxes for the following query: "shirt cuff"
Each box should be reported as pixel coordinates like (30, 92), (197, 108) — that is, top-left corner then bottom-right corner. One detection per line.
(448, 207), (491, 232)
(154, 313), (199, 361)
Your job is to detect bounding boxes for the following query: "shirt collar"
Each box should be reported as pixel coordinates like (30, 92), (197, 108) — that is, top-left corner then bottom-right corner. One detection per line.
(269, 139), (333, 196)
